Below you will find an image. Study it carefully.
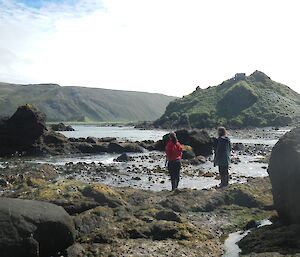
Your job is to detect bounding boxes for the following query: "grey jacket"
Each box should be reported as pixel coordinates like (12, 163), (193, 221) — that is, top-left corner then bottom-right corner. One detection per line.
(214, 136), (231, 167)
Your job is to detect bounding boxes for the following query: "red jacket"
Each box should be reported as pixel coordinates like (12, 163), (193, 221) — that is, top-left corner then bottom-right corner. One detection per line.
(165, 140), (183, 161)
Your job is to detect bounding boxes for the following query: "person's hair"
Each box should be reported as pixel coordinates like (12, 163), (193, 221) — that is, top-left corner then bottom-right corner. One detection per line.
(169, 132), (178, 144)
(218, 127), (227, 137)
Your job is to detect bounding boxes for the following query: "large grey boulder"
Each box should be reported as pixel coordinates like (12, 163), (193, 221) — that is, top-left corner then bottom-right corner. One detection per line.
(0, 197), (76, 257)
(0, 105), (73, 156)
(268, 127), (300, 224)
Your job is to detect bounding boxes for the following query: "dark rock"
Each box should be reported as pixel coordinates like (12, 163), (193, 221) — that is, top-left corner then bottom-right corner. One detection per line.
(107, 142), (125, 153)
(50, 123), (75, 131)
(132, 176), (142, 180)
(0, 177), (8, 186)
(108, 142), (143, 153)
(114, 153), (133, 162)
(92, 143), (109, 152)
(239, 223), (300, 255)
(188, 158), (200, 166)
(43, 131), (68, 144)
(0, 197), (75, 257)
(182, 150), (196, 159)
(0, 105), (74, 156)
(76, 142), (96, 153)
(52, 199), (99, 215)
(86, 137), (97, 144)
(139, 140), (156, 150)
(233, 143), (245, 151)
(244, 220), (259, 230)
(268, 127), (300, 224)
(0, 105), (46, 155)
(99, 137), (117, 142)
(155, 210), (182, 222)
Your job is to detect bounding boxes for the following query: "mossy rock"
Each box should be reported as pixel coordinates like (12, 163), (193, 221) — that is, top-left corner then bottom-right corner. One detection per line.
(225, 177), (273, 208)
(32, 179), (85, 201)
(127, 220), (212, 241)
(81, 183), (127, 208)
(239, 223), (300, 255)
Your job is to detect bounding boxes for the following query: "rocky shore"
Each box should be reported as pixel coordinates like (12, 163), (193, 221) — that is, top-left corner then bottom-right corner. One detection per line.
(0, 106), (299, 257)
(0, 162), (274, 256)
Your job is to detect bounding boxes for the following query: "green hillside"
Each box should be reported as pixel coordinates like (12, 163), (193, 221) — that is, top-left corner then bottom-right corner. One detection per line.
(0, 83), (175, 122)
(155, 71), (300, 128)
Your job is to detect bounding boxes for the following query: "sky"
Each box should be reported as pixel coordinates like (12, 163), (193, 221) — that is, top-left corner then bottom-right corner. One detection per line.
(0, 0), (299, 96)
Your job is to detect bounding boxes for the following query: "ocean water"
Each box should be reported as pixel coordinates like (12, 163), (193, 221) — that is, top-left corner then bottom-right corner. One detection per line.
(61, 125), (168, 141)
(62, 125), (281, 145)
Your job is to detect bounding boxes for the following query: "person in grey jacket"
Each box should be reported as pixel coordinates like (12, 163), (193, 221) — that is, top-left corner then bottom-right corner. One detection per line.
(214, 127), (231, 187)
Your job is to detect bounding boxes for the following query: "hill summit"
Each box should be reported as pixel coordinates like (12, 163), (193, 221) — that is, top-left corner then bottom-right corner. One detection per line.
(155, 71), (300, 128)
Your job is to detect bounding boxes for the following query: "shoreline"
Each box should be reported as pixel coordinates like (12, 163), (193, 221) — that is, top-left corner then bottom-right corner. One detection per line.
(0, 160), (275, 256)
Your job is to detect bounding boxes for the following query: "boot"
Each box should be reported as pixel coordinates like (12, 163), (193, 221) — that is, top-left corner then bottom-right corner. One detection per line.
(220, 176), (224, 187)
(171, 179), (176, 191)
(175, 178), (179, 189)
(224, 175), (229, 186)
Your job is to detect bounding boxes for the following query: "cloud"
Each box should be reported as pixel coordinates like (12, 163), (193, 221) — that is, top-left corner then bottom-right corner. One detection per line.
(0, 0), (299, 96)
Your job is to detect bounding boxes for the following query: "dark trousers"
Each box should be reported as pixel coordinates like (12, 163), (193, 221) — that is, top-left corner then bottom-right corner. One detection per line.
(168, 160), (181, 190)
(219, 165), (229, 187)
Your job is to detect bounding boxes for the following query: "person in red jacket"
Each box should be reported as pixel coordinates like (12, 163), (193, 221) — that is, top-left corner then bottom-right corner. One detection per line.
(165, 132), (183, 191)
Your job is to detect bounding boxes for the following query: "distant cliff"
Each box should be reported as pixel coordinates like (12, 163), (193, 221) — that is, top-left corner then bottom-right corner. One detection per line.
(155, 71), (300, 128)
(0, 83), (176, 122)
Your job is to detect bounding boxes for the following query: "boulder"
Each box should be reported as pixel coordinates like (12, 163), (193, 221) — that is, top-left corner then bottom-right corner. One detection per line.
(243, 220), (259, 231)
(155, 129), (213, 156)
(81, 183), (127, 208)
(76, 142), (96, 153)
(86, 137), (97, 144)
(0, 197), (75, 257)
(99, 137), (117, 142)
(139, 140), (156, 150)
(0, 105), (74, 156)
(50, 123), (75, 131)
(268, 127), (300, 224)
(0, 105), (46, 155)
(239, 223), (300, 255)
(182, 150), (196, 159)
(107, 142), (143, 153)
(114, 153), (133, 162)
(155, 210), (182, 223)
(233, 143), (245, 151)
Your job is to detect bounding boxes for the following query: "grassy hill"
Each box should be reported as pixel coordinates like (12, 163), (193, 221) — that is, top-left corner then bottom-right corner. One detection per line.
(0, 83), (176, 122)
(155, 71), (300, 128)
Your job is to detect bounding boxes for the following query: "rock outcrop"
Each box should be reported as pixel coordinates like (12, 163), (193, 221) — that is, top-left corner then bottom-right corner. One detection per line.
(0, 105), (74, 156)
(0, 105), (46, 155)
(268, 127), (300, 224)
(0, 197), (75, 257)
(50, 123), (75, 131)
